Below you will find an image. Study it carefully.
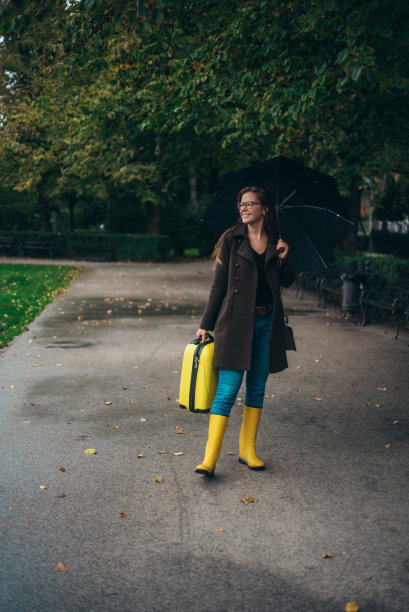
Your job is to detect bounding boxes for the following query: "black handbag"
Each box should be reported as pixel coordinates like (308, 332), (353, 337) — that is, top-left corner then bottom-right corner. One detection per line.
(284, 314), (296, 351)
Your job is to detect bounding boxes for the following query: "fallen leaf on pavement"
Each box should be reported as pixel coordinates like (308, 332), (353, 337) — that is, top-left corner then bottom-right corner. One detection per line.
(166, 396), (171, 400)
(173, 452), (184, 456)
(140, 417), (147, 422)
(53, 562), (71, 572)
(216, 527), (225, 532)
(122, 386), (127, 390)
(377, 387), (387, 391)
(312, 397), (322, 401)
(112, 426), (120, 430)
(104, 400), (112, 405)
(39, 485), (47, 490)
(240, 496), (258, 505)
(364, 402), (371, 406)
(154, 476), (164, 483)
(321, 552), (333, 558)
(177, 428), (186, 434)
(137, 454), (145, 458)
(118, 512), (127, 518)
(57, 494), (66, 498)
(393, 420), (400, 425)
(385, 443), (391, 449)
(345, 603), (359, 612)
(59, 467), (65, 472)
(305, 565), (314, 570)
(21, 420), (31, 425)
(227, 451), (235, 455)
(84, 448), (96, 454)
(158, 451), (168, 454)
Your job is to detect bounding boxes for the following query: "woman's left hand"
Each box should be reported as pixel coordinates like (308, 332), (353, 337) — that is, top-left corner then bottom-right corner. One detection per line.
(276, 239), (289, 259)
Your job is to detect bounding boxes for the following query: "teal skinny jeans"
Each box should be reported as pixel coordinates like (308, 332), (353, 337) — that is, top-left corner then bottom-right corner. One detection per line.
(211, 312), (272, 417)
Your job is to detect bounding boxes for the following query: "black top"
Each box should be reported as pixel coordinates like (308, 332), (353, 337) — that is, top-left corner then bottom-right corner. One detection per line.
(253, 250), (273, 306)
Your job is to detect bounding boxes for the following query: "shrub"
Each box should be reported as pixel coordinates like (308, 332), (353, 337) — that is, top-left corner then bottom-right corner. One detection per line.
(0, 230), (171, 262)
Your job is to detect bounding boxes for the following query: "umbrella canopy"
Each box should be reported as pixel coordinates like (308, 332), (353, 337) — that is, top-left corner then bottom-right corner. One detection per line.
(205, 156), (352, 273)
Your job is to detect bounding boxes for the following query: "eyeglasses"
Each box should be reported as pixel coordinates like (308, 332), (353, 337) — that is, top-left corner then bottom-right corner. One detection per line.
(237, 201), (261, 210)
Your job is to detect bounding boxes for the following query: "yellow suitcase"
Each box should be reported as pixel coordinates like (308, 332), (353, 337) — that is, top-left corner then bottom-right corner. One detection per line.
(179, 335), (218, 413)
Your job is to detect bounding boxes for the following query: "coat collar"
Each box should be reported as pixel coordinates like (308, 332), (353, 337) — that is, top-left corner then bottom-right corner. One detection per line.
(230, 224), (278, 265)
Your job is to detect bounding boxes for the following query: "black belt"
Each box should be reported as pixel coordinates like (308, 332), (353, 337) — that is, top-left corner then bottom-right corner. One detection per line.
(254, 304), (273, 317)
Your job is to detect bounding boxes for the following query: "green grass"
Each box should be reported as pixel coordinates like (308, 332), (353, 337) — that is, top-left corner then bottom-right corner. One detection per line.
(0, 264), (82, 348)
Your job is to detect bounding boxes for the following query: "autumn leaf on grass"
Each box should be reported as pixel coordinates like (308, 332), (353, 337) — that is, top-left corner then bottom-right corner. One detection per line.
(154, 476), (164, 483)
(345, 603), (359, 612)
(53, 562), (71, 572)
(84, 448), (96, 454)
(240, 496), (258, 505)
(321, 552), (333, 558)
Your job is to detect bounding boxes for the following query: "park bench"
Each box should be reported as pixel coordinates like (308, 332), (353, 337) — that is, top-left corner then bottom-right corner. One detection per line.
(23, 237), (61, 258)
(316, 267), (344, 308)
(294, 271), (321, 299)
(360, 277), (409, 339)
(0, 236), (14, 255)
(73, 242), (113, 262)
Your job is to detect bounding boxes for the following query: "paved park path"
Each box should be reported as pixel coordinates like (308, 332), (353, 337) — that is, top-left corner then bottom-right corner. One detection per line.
(1, 259), (409, 612)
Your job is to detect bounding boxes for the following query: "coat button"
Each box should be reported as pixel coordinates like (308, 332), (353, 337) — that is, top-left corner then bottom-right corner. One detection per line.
(233, 289), (239, 294)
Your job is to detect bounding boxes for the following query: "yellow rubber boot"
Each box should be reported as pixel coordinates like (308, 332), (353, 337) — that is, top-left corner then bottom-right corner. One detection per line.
(195, 414), (229, 477)
(239, 406), (265, 470)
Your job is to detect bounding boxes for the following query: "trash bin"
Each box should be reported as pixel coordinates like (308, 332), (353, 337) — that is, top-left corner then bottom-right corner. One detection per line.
(341, 273), (361, 315)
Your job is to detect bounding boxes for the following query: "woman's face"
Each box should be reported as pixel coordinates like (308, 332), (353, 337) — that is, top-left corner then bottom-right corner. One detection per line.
(238, 191), (265, 225)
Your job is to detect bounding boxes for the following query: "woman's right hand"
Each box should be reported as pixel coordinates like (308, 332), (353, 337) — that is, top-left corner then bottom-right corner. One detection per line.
(196, 329), (208, 343)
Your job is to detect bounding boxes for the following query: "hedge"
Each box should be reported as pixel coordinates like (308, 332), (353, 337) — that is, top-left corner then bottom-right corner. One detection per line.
(0, 231), (171, 262)
(331, 249), (409, 281)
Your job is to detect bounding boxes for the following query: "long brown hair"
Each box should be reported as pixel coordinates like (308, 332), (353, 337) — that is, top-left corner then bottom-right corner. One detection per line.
(211, 186), (279, 263)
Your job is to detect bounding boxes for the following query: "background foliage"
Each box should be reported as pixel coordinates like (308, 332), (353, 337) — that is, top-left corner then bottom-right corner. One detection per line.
(1, 0), (408, 255)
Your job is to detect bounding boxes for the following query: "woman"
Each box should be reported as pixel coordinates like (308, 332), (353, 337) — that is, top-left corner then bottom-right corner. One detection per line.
(195, 186), (294, 477)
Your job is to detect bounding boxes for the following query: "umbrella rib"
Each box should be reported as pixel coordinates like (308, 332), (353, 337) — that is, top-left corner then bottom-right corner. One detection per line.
(279, 204), (354, 225)
(280, 209), (328, 269)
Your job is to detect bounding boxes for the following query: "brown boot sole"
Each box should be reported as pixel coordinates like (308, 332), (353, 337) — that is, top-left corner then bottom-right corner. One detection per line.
(238, 457), (265, 471)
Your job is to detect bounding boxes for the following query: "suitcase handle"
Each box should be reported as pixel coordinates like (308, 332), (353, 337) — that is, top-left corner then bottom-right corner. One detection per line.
(191, 334), (214, 346)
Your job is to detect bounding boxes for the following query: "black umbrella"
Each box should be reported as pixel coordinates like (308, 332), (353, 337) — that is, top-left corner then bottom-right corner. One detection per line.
(205, 156), (353, 273)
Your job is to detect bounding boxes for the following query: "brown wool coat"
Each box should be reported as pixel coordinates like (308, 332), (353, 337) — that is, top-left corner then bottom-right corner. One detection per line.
(200, 225), (295, 373)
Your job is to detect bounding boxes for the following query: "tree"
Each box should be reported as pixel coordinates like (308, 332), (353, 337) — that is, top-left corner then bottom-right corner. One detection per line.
(1, 0), (408, 252)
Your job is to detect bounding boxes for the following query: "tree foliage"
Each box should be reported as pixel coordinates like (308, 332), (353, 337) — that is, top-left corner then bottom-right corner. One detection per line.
(1, 0), (408, 251)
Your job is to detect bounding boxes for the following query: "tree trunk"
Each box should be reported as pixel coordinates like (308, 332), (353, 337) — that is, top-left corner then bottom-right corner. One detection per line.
(190, 174), (198, 211)
(340, 180), (361, 253)
(146, 203), (161, 234)
(38, 179), (51, 232)
(67, 192), (75, 233)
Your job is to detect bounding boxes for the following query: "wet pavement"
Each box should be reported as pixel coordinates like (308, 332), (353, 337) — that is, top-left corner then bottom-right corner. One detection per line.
(1, 259), (409, 611)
